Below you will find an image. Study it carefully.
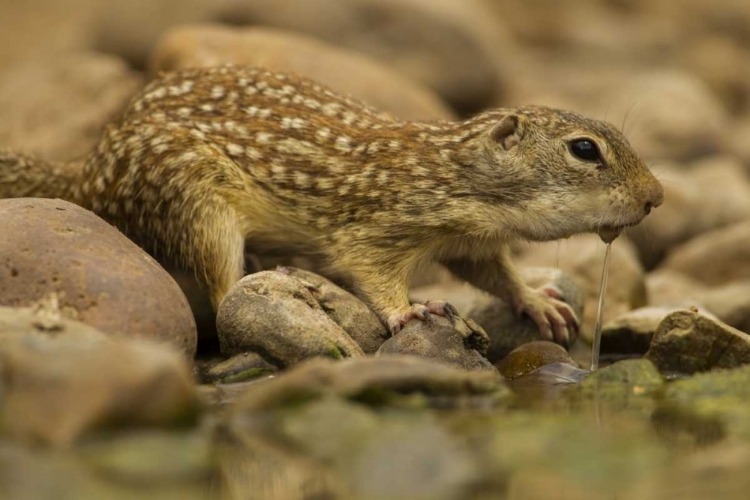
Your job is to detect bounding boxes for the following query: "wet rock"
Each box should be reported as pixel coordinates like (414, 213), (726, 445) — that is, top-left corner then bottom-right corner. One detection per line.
(570, 359), (664, 408)
(217, 0), (508, 113)
(661, 220), (750, 287)
(202, 352), (277, 384)
(232, 355), (509, 412)
(279, 267), (388, 354)
(150, 24), (455, 122)
(646, 310), (750, 375)
(377, 315), (494, 372)
(0, 52), (142, 161)
(660, 364), (750, 440)
(626, 158), (750, 269)
(0, 199), (197, 356)
(495, 341), (577, 380)
(78, 430), (215, 486)
(0, 306), (197, 447)
(601, 306), (704, 356)
(519, 235), (646, 342)
(594, 70), (728, 162)
(216, 270), (364, 367)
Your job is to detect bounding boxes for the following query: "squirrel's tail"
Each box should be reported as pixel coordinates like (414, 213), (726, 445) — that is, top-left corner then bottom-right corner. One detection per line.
(0, 150), (84, 203)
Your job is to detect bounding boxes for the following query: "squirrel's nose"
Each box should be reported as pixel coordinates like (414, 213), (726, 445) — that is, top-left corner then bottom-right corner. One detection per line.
(645, 177), (664, 214)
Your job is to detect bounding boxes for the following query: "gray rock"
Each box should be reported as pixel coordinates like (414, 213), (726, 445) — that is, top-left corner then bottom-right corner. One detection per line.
(232, 355), (509, 412)
(0, 199), (197, 357)
(149, 24), (455, 122)
(280, 267), (389, 354)
(0, 306), (197, 447)
(495, 341), (577, 380)
(377, 315), (494, 372)
(646, 310), (750, 375)
(202, 352), (277, 384)
(216, 270), (364, 367)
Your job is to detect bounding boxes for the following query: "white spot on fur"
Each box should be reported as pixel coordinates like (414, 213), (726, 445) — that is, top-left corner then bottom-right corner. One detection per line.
(335, 136), (353, 153)
(256, 132), (273, 144)
(226, 143), (244, 157)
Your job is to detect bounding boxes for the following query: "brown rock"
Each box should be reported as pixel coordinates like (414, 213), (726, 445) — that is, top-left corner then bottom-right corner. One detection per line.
(279, 267), (388, 354)
(661, 220), (750, 287)
(0, 306), (197, 447)
(518, 235), (646, 342)
(727, 115), (750, 172)
(0, 199), (197, 357)
(646, 310), (750, 375)
(149, 24), (455, 122)
(495, 341), (577, 380)
(216, 0), (507, 113)
(601, 306), (700, 356)
(377, 316), (494, 372)
(0, 52), (143, 161)
(646, 270), (707, 306)
(202, 352), (277, 384)
(626, 158), (750, 269)
(216, 271), (364, 367)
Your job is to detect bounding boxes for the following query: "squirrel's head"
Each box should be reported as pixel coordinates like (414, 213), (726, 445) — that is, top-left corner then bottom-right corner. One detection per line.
(475, 105), (663, 242)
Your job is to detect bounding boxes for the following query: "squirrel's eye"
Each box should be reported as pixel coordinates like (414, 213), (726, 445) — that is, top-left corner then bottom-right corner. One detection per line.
(569, 139), (601, 163)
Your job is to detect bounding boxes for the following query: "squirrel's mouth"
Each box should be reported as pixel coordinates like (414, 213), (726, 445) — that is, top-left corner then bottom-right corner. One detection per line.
(597, 218), (643, 243)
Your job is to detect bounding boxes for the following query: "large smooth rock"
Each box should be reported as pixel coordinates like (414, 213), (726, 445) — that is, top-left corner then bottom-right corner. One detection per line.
(232, 355), (509, 412)
(0, 306), (197, 447)
(661, 220), (750, 287)
(518, 235), (646, 342)
(570, 359), (664, 400)
(149, 24), (455, 121)
(646, 310), (750, 375)
(0, 52), (142, 161)
(216, 270), (364, 367)
(0, 199), (197, 356)
(626, 158), (750, 269)
(377, 316), (494, 372)
(215, 0), (507, 113)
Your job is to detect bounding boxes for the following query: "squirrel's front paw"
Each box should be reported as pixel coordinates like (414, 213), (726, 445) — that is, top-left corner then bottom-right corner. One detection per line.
(513, 286), (579, 348)
(387, 301), (458, 334)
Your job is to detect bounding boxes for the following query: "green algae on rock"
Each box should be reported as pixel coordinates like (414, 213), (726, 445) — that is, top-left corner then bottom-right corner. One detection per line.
(646, 309), (750, 375)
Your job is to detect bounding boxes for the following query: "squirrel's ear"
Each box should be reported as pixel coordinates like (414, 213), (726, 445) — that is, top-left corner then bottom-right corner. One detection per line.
(490, 114), (525, 150)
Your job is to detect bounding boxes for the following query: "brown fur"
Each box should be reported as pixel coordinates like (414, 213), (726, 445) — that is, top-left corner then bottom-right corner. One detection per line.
(0, 64), (663, 333)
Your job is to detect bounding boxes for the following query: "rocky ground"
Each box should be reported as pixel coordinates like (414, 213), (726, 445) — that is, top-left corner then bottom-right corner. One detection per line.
(2, 0), (750, 498)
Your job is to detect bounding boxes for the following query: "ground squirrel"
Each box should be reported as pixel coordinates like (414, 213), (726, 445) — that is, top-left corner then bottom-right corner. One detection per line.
(0, 65), (663, 345)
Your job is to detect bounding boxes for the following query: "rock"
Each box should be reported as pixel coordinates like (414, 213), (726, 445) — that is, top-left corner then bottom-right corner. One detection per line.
(411, 267), (584, 362)
(626, 158), (750, 269)
(0, 306), (197, 447)
(696, 282), (750, 335)
(495, 341), (578, 380)
(592, 70), (728, 162)
(279, 267), (388, 354)
(216, 0), (508, 114)
(646, 270), (708, 307)
(0, 199), (197, 357)
(202, 352), (277, 384)
(679, 34), (750, 114)
(727, 115), (750, 171)
(518, 235), (646, 342)
(0, 52), (142, 161)
(149, 24), (455, 122)
(601, 306), (702, 356)
(570, 359), (664, 403)
(661, 220), (750, 287)
(646, 310), (750, 375)
(232, 355), (509, 412)
(216, 270), (364, 367)
(377, 316), (494, 372)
